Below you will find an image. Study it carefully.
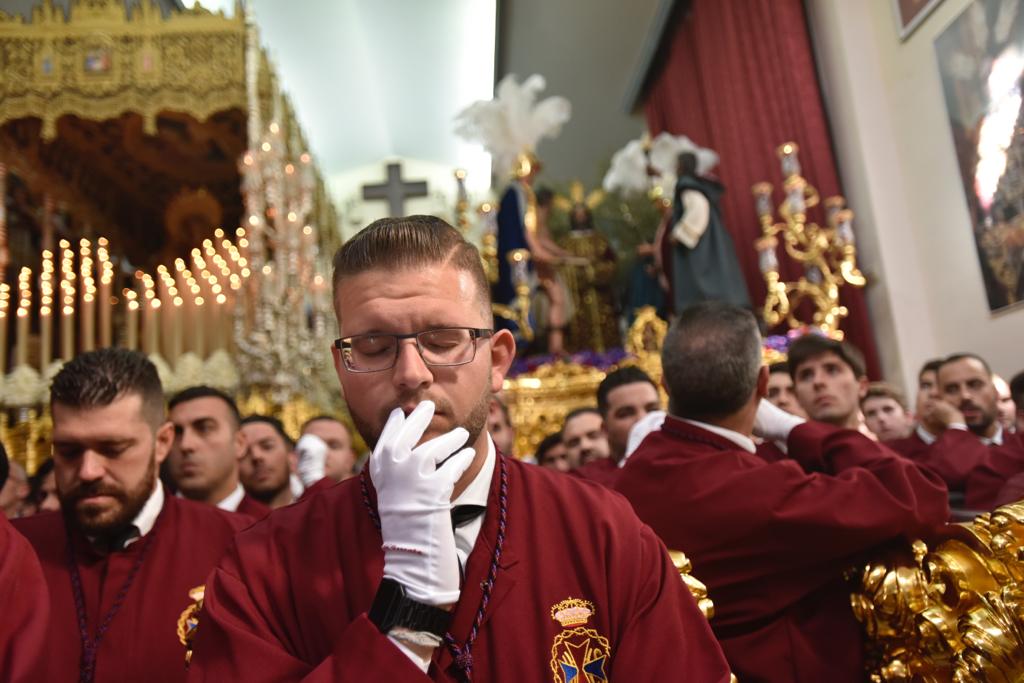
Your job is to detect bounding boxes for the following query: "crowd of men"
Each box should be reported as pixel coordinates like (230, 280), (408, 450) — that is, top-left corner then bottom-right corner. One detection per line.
(1, 214), (1022, 682)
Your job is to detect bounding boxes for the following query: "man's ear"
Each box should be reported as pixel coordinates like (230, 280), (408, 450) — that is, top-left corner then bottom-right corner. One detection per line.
(756, 365), (769, 399)
(233, 428), (247, 462)
(154, 421), (175, 466)
(489, 329), (516, 393)
(858, 376), (869, 400)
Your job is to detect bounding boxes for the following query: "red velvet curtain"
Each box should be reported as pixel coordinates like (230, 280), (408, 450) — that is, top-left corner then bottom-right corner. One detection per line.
(644, 0), (881, 377)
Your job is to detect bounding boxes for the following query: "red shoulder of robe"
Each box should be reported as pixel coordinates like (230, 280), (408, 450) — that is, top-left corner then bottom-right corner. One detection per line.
(1, 512), (49, 682)
(13, 491), (251, 683)
(615, 417), (949, 683)
(571, 455), (621, 487)
(297, 476), (336, 502)
(909, 428), (1024, 507)
(187, 455), (732, 682)
(237, 493), (272, 519)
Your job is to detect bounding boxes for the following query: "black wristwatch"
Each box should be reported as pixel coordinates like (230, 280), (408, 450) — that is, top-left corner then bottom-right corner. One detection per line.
(368, 578), (452, 638)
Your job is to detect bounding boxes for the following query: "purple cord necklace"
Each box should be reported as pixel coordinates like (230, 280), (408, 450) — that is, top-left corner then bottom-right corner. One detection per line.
(66, 519), (158, 683)
(361, 454), (509, 682)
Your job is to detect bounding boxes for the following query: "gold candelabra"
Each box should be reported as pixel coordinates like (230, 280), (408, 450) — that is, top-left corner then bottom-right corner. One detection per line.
(752, 142), (866, 337)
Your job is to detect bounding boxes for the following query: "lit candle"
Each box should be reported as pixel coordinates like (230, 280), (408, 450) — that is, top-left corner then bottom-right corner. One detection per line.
(15, 267), (30, 367)
(79, 239), (95, 352)
(147, 298), (161, 357)
(140, 273), (157, 356)
(194, 293), (205, 358)
(171, 295), (184, 362)
(785, 177), (807, 216)
(0, 283), (9, 375)
(125, 289), (139, 351)
(777, 142), (801, 178)
(39, 250), (54, 371)
(97, 238), (112, 347)
(60, 239), (75, 360)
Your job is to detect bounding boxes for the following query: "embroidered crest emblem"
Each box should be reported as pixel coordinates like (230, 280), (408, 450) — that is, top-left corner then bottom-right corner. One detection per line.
(177, 584), (205, 667)
(549, 598), (611, 682)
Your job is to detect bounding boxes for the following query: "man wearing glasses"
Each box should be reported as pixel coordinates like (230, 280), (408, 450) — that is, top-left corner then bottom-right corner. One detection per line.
(188, 215), (730, 681)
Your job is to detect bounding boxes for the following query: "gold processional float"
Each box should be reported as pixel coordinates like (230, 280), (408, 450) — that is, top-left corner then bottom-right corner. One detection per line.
(0, 3), (1021, 678)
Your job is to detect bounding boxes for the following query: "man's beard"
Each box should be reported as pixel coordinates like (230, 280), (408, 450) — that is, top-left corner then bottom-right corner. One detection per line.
(963, 402), (997, 436)
(354, 386), (491, 456)
(245, 466), (291, 503)
(60, 455), (157, 539)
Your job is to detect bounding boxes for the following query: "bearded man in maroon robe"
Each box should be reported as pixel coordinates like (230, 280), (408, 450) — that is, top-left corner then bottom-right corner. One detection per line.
(14, 349), (252, 682)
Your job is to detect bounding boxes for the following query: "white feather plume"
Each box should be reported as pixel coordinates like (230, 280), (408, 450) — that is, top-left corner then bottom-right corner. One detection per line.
(603, 132), (720, 198)
(454, 74), (571, 175)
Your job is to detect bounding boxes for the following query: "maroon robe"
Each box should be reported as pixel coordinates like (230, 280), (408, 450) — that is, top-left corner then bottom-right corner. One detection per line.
(1, 512), (49, 682)
(615, 418), (949, 683)
(754, 440), (788, 463)
(571, 456), (621, 487)
(911, 428), (1024, 508)
(297, 476), (337, 502)
(188, 455), (732, 681)
(14, 490), (251, 682)
(994, 470), (1024, 507)
(237, 493), (271, 519)
(885, 431), (931, 462)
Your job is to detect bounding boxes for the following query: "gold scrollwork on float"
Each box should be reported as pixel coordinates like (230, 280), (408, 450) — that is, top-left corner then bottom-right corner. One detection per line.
(851, 501), (1024, 682)
(0, 0), (247, 139)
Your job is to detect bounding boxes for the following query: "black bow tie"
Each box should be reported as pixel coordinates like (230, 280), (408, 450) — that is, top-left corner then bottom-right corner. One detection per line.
(451, 504), (487, 530)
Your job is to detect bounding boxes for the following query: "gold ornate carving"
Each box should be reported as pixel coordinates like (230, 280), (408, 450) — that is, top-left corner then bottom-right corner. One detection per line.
(851, 502), (1024, 682)
(0, 0), (247, 140)
(501, 308), (667, 459)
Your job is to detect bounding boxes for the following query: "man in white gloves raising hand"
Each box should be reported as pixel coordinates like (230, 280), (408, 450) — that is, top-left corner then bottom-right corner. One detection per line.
(188, 216), (732, 682)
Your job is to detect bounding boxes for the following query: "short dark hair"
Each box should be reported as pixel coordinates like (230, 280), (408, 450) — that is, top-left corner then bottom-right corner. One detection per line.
(787, 334), (866, 380)
(597, 366), (656, 416)
(535, 431), (563, 464)
(1010, 370), (1024, 406)
(563, 407), (600, 430)
(918, 358), (943, 383)
(861, 382), (908, 411)
(240, 414), (295, 449)
(300, 414), (351, 437)
(489, 397), (511, 424)
(768, 361), (790, 376)
(50, 348), (165, 427)
(168, 385), (241, 426)
(662, 301), (762, 421)
(0, 441), (8, 491)
(332, 215), (490, 319)
(938, 352), (992, 378)
(29, 458), (54, 505)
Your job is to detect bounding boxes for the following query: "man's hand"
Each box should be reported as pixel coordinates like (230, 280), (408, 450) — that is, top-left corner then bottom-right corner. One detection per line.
(295, 434), (328, 488)
(920, 398), (965, 430)
(753, 398), (806, 443)
(370, 401), (475, 607)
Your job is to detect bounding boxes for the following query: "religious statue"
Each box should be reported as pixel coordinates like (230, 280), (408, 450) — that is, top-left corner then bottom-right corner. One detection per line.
(664, 151), (750, 314)
(558, 200), (620, 353)
(454, 74), (572, 352)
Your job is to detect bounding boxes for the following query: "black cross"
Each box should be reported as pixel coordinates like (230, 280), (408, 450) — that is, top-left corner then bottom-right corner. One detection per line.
(361, 162), (429, 217)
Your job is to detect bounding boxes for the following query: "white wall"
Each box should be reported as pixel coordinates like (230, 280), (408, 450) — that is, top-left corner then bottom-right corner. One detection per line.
(806, 0), (1023, 394)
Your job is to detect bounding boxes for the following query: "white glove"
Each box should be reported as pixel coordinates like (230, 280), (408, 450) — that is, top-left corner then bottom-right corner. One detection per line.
(370, 401), (476, 606)
(753, 398), (806, 443)
(623, 410), (666, 467)
(295, 434), (328, 488)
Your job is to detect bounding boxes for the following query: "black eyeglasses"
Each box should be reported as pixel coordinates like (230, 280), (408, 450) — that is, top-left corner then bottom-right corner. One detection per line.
(334, 327), (493, 373)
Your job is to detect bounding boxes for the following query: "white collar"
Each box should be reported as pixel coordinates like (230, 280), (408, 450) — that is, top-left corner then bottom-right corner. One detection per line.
(215, 482), (246, 512)
(984, 425), (1004, 446)
(916, 424), (937, 445)
(122, 480), (164, 547)
(679, 418), (757, 453)
(452, 435), (495, 508)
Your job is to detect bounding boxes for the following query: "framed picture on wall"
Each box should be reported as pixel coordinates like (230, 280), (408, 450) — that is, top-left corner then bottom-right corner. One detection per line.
(934, 0), (1024, 312)
(893, 0), (945, 40)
